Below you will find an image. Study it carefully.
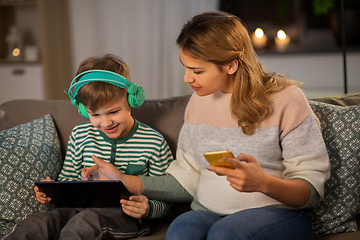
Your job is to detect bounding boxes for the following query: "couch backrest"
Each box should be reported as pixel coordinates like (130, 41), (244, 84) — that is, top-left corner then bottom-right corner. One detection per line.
(0, 95), (191, 158)
(2, 93), (358, 159)
(310, 93), (360, 106)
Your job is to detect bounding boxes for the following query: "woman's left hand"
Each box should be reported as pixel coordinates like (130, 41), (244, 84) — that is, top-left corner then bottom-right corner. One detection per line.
(207, 153), (267, 193)
(120, 195), (150, 219)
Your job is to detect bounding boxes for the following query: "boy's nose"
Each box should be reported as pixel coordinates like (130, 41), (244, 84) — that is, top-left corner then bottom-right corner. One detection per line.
(101, 117), (113, 128)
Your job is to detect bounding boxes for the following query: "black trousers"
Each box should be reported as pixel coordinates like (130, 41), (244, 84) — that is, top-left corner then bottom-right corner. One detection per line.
(2, 208), (150, 240)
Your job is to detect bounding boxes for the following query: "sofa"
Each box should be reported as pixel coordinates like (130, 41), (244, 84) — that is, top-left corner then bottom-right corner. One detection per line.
(0, 92), (359, 239)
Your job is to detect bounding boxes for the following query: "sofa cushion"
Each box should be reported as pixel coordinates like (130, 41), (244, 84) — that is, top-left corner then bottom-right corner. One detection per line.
(306, 101), (360, 237)
(0, 114), (63, 235)
(0, 100), (86, 158)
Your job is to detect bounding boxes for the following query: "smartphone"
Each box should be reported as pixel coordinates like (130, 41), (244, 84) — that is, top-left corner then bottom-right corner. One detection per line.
(204, 150), (235, 175)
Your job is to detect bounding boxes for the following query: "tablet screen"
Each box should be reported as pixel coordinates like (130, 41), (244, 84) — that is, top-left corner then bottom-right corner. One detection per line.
(35, 180), (131, 208)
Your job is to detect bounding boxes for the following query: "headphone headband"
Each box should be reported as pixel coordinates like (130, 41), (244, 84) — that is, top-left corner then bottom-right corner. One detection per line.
(68, 70), (131, 99)
(67, 69), (145, 118)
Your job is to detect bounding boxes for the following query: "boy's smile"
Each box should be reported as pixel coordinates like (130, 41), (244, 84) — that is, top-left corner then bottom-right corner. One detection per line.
(87, 95), (134, 139)
(104, 124), (119, 133)
(104, 123), (120, 133)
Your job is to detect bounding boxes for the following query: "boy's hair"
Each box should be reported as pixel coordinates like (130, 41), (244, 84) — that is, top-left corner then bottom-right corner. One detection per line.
(75, 54), (131, 112)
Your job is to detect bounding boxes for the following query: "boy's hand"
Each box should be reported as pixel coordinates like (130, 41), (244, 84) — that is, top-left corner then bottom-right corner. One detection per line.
(81, 167), (110, 181)
(120, 195), (150, 219)
(81, 155), (120, 181)
(82, 155), (144, 195)
(34, 176), (53, 203)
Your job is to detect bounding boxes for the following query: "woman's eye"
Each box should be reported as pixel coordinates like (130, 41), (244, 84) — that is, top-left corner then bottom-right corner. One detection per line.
(194, 71), (203, 75)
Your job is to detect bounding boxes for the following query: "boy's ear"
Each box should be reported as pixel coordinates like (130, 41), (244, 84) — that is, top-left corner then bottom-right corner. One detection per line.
(227, 59), (239, 75)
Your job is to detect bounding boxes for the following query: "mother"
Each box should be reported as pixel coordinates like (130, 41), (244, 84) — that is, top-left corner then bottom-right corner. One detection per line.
(84, 11), (330, 240)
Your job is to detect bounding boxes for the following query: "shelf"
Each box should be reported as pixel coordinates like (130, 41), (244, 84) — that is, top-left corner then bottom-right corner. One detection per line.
(254, 29), (360, 56)
(0, 59), (41, 64)
(0, 0), (72, 101)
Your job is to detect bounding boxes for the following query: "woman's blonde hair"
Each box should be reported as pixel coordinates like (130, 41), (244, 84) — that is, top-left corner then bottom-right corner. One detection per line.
(75, 54), (130, 112)
(177, 11), (296, 135)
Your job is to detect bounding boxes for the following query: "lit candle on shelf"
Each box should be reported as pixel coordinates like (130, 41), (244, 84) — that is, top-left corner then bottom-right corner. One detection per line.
(5, 26), (23, 61)
(12, 48), (20, 57)
(251, 28), (267, 49)
(275, 30), (290, 52)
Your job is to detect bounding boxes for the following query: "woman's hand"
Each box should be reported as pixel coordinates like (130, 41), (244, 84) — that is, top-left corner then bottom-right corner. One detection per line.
(207, 153), (267, 193)
(82, 155), (144, 195)
(34, 176), (53, 203)
(120, 195), (150, 219)
(207, 153), (311, 207)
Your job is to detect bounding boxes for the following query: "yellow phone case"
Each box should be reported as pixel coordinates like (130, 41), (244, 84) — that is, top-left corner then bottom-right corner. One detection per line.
(204, 150), (235, 169)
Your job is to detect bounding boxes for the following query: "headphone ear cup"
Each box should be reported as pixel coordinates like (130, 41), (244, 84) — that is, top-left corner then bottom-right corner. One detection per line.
(78, 103), (89, 118)
(71, 97), (79, 106)
(128, 84), (145, 108)
(70, 97), (88, 118)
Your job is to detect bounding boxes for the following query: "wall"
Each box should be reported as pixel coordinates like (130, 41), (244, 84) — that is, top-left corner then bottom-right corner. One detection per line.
(259, 52), (360, 98)
(1, 0), (359, 107)
(2, 52), (358, 107)
(68, 0), (218, 99)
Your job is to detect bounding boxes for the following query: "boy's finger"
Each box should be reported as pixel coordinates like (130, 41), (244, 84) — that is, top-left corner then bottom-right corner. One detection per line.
(44, 176), (53, 181)
(92, 155), (107, 167)
(129, 195), (140, 202)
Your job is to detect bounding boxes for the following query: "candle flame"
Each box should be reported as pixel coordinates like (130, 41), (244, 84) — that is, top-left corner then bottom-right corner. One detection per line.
(12, 48), (20, 57)
(255, 28), (264, 38)
(277, 30), (286, 40)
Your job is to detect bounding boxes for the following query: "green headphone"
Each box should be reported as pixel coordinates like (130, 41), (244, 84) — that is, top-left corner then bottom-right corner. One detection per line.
(67, 69), (145, 118)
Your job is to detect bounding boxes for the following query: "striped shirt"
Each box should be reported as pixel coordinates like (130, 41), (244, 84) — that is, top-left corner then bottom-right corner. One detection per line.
(58, 119), (174, 218)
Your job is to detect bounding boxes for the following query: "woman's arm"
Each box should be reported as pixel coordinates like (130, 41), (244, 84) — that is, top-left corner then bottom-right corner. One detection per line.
(83, 156), (193, 202)
(140, 174), (193, 202)
(208, 153), (311, 208)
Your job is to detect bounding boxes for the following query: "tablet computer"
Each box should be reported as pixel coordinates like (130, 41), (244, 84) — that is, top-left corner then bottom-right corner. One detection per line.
(35, 180), (131, 208)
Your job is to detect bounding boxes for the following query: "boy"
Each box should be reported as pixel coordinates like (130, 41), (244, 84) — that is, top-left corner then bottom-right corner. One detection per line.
(3, 54), (174, 240)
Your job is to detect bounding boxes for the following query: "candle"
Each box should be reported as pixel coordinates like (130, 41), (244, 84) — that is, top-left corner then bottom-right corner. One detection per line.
(275, 30), (290, 52)
(251, 28), (267, 49)
(5, 26), (23, 61)
(12, 48), (20, 57)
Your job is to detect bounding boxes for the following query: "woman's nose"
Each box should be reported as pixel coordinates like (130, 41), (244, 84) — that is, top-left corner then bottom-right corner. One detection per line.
(183, 69), (194, 83)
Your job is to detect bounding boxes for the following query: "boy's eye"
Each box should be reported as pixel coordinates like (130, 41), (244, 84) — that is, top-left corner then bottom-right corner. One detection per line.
(109, 110), (119, 114)
(91, 113), (99, 117)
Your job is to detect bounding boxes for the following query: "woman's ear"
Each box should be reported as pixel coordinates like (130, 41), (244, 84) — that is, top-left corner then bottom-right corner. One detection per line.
(227, 59), (239, 75)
